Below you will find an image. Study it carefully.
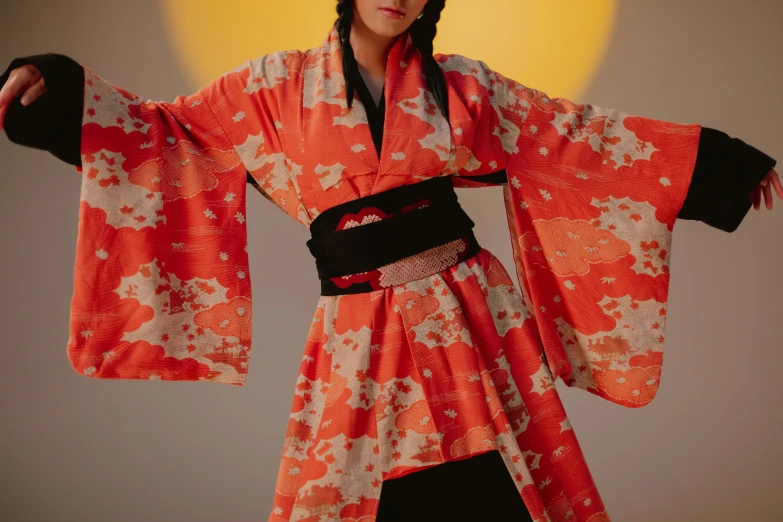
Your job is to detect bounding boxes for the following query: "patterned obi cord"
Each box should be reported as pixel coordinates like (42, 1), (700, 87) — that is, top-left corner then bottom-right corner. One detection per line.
(307, 176), (481, 296)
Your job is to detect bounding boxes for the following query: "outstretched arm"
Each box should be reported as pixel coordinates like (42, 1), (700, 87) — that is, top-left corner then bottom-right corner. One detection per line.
(460, 126), (780, 232)
(0, 54), (262, 190)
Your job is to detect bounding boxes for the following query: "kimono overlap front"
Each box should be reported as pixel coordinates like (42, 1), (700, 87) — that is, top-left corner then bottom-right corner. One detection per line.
(64, 26), (704, 522)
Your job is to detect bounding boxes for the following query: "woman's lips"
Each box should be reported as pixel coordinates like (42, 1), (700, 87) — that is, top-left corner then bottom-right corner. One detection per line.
(379, 7), (405, 19)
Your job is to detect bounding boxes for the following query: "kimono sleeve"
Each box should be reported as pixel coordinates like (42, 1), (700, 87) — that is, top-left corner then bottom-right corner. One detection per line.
(195, 52), (309, 224)
(447, 58), (725, 407)
(68, 63), (254, 385)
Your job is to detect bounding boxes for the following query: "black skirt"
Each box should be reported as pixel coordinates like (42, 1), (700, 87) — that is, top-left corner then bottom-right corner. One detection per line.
(377, 450), (534, 521)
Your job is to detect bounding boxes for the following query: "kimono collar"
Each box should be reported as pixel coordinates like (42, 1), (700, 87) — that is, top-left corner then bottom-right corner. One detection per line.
(319, 25), (453, 180)
(323, 25), (417, 86)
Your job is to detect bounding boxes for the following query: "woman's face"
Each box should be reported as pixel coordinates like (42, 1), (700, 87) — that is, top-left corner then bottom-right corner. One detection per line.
(353, 0), (430, 38)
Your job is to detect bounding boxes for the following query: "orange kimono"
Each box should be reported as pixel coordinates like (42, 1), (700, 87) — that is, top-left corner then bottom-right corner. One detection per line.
(1, 26), (776, 522)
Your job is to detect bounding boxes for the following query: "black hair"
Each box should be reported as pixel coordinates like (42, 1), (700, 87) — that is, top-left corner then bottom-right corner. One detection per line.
(334, 0), (449, 121)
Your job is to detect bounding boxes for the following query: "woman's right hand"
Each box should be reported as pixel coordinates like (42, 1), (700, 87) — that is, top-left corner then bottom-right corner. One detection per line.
(0, 64), (47, 131)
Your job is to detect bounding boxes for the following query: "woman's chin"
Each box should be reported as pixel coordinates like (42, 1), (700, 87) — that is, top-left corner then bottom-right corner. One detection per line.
(366, 19), (412, 39)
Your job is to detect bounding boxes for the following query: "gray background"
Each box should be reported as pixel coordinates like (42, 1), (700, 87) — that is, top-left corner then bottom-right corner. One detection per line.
(1, 1), (781, 521)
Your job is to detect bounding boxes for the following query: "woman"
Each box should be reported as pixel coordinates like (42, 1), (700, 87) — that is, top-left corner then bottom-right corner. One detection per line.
(0, 1), (780, 521)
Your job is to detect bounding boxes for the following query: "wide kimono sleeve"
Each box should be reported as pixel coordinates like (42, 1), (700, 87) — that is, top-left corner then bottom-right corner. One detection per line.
(443, 57), (775, 407)
(2, 54), (275, 385)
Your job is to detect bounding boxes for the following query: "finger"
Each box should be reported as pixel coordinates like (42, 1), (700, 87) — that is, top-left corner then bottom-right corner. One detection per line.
(0, 67), (35, 108)
(770, 169), (783, 199)
(0, 77), (25, 131)
(0, 69), (43, 130)
(763, 180), (773, 210)
(753, 185), (761, 210)
(20, 78), (47, 106)
(0, 70), (20, 104)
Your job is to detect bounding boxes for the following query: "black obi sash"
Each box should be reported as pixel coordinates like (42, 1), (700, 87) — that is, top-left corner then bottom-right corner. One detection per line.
(307, 176), (481, 295)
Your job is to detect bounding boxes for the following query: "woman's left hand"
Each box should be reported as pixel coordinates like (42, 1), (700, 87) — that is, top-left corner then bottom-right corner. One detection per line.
(751, 168), (783, 210)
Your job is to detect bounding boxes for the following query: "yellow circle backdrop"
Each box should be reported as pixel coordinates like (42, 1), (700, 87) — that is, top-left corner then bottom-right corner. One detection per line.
(162, 0), (616, 100)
